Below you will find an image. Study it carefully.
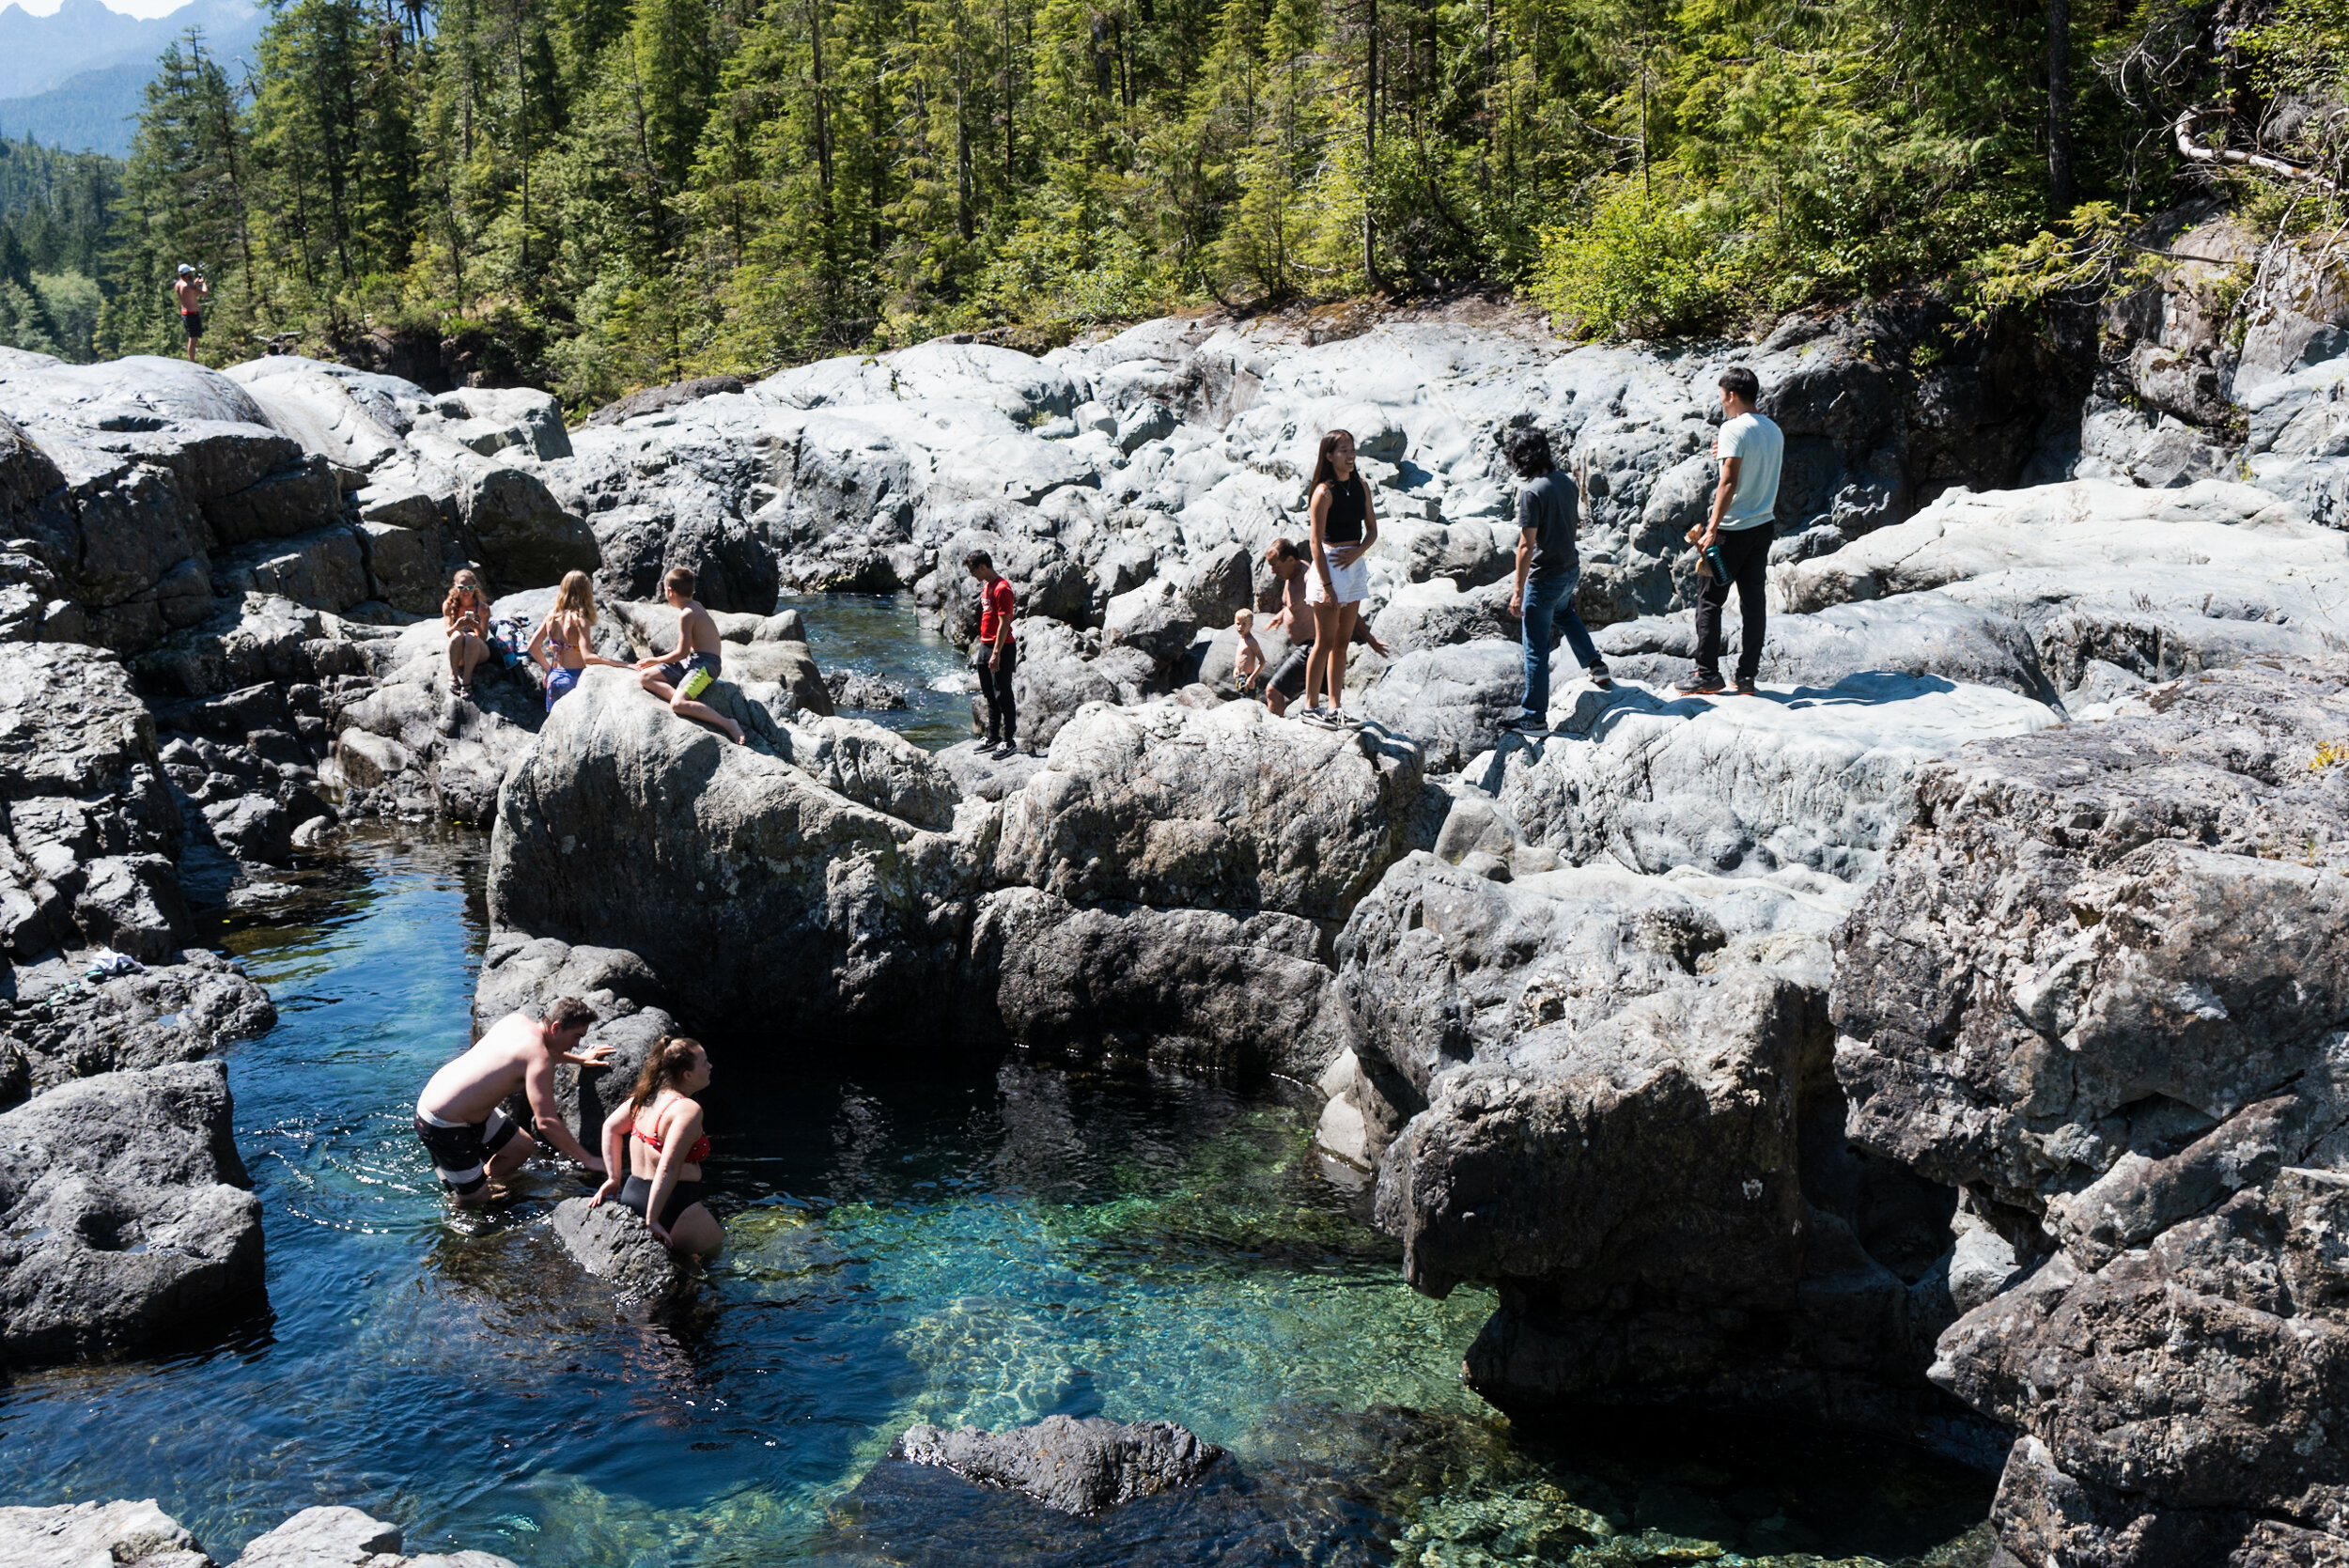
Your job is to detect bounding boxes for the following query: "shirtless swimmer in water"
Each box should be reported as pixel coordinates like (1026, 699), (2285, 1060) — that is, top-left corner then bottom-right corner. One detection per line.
(413, 996), (614, 1203)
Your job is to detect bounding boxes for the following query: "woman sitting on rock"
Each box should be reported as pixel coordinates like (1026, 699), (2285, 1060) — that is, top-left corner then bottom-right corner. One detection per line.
(528, 570), (632, 712)
(443, 569), (492, 697)
(588, 1035), (723, 1255)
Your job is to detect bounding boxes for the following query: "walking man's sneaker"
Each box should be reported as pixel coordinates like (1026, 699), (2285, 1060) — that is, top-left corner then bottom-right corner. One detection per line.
(1587, 666), (1615, 691)
(1733, 676), (1758, 697)
(1674, 672), (1727, 696)
(1506, 713), (1549, 735)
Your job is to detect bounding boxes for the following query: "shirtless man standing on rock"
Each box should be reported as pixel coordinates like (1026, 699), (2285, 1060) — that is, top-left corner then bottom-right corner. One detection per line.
(415, 996), (612, 1203)
(1258, 538), (1389, 718)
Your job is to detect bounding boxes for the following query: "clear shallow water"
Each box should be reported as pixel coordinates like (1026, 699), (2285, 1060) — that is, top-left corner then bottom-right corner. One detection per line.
(781, 593), (971, 752)
(0, 827), (1992, 1566)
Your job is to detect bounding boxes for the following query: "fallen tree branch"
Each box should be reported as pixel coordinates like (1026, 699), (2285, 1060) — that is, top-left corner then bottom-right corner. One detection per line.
(2175, 105), (2341, 190)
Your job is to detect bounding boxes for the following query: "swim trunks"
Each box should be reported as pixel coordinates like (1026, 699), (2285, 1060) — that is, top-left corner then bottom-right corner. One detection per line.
(618, 1173), (706, 1233)
(544, 666), (581, 712)
(181, 309), (204, 340)
(413, 1103), (522, 1196)
(1268, 644), (1310, 700)
(656, 650), (721, 699)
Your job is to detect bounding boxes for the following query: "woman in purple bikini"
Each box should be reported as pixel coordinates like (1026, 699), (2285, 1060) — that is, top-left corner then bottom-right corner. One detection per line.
(528, 570), (632, 711)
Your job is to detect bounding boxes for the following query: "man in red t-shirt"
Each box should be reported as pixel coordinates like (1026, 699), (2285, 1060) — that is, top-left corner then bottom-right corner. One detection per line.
(964, 551), (1019, 754)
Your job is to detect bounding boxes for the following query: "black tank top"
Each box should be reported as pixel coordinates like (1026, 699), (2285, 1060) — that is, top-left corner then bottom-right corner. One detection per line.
(1322, 475), (1366, 545)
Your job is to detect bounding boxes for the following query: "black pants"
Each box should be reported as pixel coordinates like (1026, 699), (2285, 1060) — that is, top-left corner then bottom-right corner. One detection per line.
(1693, 524), (1774, 684)
(976, 642), (1018, 743)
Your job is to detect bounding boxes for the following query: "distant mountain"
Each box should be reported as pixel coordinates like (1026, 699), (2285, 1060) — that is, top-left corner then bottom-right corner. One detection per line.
(0, 0), (263, 158)
(0, 62), (145, 157)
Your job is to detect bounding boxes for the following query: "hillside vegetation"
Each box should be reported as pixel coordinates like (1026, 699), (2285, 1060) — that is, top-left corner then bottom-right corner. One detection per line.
(36, 0), (2349, 405)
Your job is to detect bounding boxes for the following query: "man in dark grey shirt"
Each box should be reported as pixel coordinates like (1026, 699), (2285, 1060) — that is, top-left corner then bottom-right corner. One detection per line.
(1501, 427), (1610, 732)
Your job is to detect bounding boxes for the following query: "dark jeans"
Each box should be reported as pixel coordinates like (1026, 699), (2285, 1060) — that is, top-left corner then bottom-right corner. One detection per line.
(1519, 569), (1604, 721)
(1693, 524), (1774, 684)
(976, 641), (1018, 743)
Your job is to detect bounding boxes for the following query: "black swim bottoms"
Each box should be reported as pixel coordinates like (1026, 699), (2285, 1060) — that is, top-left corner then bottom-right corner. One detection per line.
(618, 1173), (706, 1232)
(181, 309), (204, 339)
(414, 1106), (522, 1196)
(1268, 645), (1310, 700)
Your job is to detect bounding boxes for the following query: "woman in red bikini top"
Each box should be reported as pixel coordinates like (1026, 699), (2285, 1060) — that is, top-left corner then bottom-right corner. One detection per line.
(588, 1035), (723, 1255)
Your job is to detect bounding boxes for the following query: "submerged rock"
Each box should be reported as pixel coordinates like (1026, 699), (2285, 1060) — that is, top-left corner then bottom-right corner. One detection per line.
(0, 1061), (263, 1364)
(890, 1415), (1221, 1514)
(551, 1196), (695, 1310)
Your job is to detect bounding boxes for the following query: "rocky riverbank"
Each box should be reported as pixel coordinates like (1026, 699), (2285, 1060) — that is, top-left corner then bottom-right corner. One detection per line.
(0, 1498), (521, 1565)
(2, 255), (2346, 1562)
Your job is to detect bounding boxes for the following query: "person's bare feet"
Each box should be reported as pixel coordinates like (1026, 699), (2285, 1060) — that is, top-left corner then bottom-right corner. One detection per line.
(726, 722), (746, 745)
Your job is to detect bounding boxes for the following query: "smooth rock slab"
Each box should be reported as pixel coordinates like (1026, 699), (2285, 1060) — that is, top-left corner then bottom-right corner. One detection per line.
(891, 1415), (1221, 1514)
(1472, 674), (2060, 884)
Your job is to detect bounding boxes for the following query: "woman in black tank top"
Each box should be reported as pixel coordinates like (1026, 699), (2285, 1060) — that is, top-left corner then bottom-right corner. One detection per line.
(1302, 427), (1379, 725)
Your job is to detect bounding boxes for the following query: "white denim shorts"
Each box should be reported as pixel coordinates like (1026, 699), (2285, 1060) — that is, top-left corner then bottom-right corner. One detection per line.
(1306, 553), (1371, 607)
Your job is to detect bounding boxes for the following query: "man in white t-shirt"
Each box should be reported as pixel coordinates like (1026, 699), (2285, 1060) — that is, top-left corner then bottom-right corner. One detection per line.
(1676, 365), (1784, 697)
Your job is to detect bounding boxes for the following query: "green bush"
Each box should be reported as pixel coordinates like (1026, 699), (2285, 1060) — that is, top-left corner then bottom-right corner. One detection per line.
(1532, 171), (1760, 340)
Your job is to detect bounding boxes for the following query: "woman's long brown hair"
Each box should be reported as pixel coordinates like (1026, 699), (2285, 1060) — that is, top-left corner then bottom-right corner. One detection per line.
(629, 1035), (705, 1113)
(1307, 428), (1357, 496)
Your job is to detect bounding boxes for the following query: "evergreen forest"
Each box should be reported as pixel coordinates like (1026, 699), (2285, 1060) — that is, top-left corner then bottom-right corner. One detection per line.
(23, 0), (2349, 408)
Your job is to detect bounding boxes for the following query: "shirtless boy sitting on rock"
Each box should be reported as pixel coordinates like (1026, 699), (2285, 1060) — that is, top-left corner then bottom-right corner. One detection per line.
(415, 996), (613, 1203)
(637, 565), (746, 744)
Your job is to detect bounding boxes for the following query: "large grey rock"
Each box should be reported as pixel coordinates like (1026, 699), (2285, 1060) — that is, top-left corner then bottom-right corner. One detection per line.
(1831, 659), (2349, 1561)
(0, 1498), (208, 1567)
(784, 715), (958, 831)
(993, 617), (1159, 749)
(489, 670), (982, 1037)
(0, 1061), (264, 1363)
(1369, 955), (1956, 1432)
(552, 1196), (696, 1310)
(889, 1415), (1221, 1514)
(965, 887), (1346, 1081)
(327, 619), (546, 824)
(1356, 640), (1526, 770)
(993, 699), (1429, 923)
(0, 641), (189, 960)
(1775, 479), (2349, 693)
(228, 1503), (521, 1567)
(0, 952), (274, 1107)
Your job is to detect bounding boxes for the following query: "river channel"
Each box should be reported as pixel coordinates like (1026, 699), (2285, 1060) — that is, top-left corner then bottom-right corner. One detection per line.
(0, 597), (1992, 1566)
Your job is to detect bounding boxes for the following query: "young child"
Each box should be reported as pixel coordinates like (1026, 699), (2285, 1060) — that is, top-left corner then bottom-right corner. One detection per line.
(635, 566), (746, 744)
(1232, 608), (1266, 691)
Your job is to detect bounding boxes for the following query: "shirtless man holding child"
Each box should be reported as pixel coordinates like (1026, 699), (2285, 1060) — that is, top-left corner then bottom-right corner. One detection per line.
(413, 997), (613, 1203)
(637, 566), (746, 744)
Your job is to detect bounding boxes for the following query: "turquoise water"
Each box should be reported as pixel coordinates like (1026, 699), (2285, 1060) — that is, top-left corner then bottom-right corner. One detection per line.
(0, 826), (1991, 1566)
(780, 592), (971, 751)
